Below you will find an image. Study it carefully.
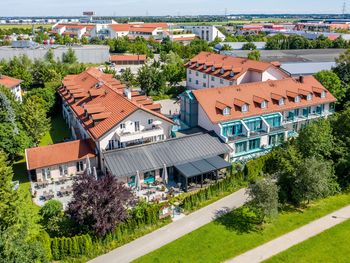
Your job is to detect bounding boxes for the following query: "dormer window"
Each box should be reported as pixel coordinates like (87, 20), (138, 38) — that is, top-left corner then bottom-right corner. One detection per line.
(196, 63), (199, 67)
(203, 65), (207, 70)
(295, 96), (301, 103)
(241, 104), (248, 112)
(230, 71), (234, 77)
(307, 93), (313, 101)
(220, 68), (225, 74)
(223, 107), (230, 116)
(261, 101), (268, 109)
(321, 91), (326, 98)
(279, 98), (285, 106)
(212, 66), (216, 72)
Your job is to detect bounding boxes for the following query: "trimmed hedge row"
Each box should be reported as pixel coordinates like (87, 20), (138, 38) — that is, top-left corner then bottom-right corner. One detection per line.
(181, 173), (243, 211)
(51, 234), (93, 260)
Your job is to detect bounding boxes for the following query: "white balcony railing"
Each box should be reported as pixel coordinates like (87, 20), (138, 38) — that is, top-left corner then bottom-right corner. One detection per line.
(116, 126), (164, 143)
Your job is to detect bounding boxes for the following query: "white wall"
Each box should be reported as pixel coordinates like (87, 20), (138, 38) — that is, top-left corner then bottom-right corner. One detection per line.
(262, 67), (286, 81)
(98, 109), (173, 151)
(10, 84), (22, 102)
(197, 105), (226, 141)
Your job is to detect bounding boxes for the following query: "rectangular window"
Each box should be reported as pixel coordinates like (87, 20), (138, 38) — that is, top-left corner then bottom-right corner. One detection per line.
(265, 115), (281, 128)
(211, 76), (215, 81)
(195, 72), (199, 76)
(235, 141), (247, 153)
(189, 78), (192, 82)
(249, 138), (260, 150)
(135, 121), (140, 132)
(220, 79), (224, 84)
(76, 161), (84, 172)
(189, 70), (192, 74)
(42, 168), (51, 180)
(203, 83), (207, 88)
(148, 119), (153, 125)
(59, 165), (68, 176)
(244, 118), (262, 132)
(195, 80), (199, 85)
(108, 140), (115, 150)
(203, 74), (206, 79)
(120, 123), (125, 129)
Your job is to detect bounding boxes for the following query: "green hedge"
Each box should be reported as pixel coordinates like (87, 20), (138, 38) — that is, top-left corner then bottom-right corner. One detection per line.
(51, 234), (93, 260)
(181, 173), (243, 211)
(244, 154), (269, 182)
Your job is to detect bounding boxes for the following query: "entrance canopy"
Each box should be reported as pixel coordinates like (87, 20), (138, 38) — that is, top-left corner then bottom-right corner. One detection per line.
(175, 156), (231, 178)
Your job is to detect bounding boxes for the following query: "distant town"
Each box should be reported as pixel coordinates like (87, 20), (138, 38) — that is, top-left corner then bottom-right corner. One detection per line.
(0, 8), (350, 263)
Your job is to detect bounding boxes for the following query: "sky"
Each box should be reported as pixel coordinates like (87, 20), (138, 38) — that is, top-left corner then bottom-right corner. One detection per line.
(0, 0), (347, 17)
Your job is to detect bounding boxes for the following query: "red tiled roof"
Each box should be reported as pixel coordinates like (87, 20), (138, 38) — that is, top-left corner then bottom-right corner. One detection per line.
(129, 27), (158, 33)
(186, 52), (288, 81)
(25, 139), (96, 170)
(172, 36), (197, 42)
(193, 76), (336, 124)
(0, 75), (22, 89)
(110, 54), (147, 62)
(59, 68), (173, 140)
(109, 24), (132, 32)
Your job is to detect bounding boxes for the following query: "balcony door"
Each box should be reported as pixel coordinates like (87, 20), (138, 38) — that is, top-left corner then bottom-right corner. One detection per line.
(135, 121), (140, 132)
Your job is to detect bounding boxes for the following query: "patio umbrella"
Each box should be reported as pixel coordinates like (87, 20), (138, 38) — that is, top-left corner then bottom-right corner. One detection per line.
(86, 156), (91, 175)
(135, 171), (141, 191)
(162, 164), (168, 185)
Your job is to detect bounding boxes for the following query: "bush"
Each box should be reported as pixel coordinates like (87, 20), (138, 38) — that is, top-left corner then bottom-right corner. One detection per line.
(244, 155), (269, 182)
(50, 234), (93, 260)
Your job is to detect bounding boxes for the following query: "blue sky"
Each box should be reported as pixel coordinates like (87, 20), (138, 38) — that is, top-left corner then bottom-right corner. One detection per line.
(0, 0), (346, 17)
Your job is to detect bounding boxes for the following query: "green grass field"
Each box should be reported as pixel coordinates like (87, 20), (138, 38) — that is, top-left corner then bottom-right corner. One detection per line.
(0, 24), (51, 30)
(264, 219), (350, 263)
(135, 193), (350, 263)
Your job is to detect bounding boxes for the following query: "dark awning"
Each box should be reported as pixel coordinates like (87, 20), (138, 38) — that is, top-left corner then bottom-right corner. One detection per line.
(175, 156), (231, 178)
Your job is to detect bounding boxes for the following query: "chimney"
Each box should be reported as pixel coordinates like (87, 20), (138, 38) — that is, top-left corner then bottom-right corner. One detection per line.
(299, 75), (304, 83)
(124, 87), (132, 100)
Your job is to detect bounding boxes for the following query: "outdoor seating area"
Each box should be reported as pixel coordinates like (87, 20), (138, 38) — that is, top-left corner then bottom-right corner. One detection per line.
(32, 177), (74, 208)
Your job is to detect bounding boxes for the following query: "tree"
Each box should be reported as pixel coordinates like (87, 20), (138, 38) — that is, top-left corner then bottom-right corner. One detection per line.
(242, 42), (257, 50)
(220, 44), (233, 51)
(40, 200), (63, 221)
(45, 49), (55, 63)
(314, 70), (346, 103)
(63, 48), (77, 64)
(21, 96), (50, 145)
(137, 64), (166, 96)
(334, 49), (350, 84)
(296, 118), (334, 159)
(67, 173), (134, 236)
(247, 177), (279, 221)
(162, 51), (186, 87)
(247, 50), (261, 61)
(292, 157), (339, 205)
(0, 152), (18, 230)
(119, 68), (136, 87)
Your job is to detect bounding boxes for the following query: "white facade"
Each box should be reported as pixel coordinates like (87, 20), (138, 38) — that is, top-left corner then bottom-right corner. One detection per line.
(186, 66), (285, 90)
(196, 102), (334, 161)
(62, 102), (172, 153)
(182, 25), (225, 42)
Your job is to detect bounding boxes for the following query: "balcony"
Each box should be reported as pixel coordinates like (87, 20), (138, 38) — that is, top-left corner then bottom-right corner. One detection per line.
(116, 126), (164, 143)
(227, 133), (247, 142)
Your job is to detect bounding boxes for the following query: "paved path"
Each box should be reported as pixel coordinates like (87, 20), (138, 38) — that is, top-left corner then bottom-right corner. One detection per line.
(226, 204), (350, 263)
(89, 188), (249, 263)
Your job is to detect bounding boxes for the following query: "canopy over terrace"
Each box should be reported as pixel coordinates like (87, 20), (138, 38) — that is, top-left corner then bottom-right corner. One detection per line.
(175, 156), (232, 191)
(103, 132), (232, 189)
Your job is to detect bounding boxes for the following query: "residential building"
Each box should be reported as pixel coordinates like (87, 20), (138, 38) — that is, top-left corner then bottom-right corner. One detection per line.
(26, 139), (97, 182)
(50, 23), (95, 38)
(0, 74), (23, 102)
(25, 68), (174, 184)
(181, 25), (225, 42)
(58, 68), (174, 153)
(186, 52), (288, 89)
(180, 76), (336, 161)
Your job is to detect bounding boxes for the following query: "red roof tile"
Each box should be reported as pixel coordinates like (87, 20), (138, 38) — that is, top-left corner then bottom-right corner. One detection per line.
(25, 139), (96, 170)
(59, 68), (173, 139)
(193, 76), (336, 124)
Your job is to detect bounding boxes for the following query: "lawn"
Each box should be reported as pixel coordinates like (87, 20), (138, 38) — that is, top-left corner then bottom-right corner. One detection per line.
(135, 193), (350, 263)
(12, 113), (70, 214)
(264, 219), (350, 263)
